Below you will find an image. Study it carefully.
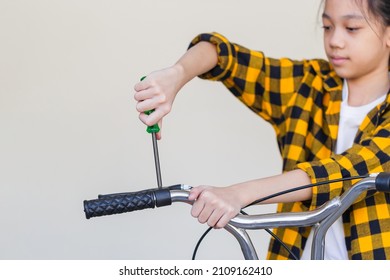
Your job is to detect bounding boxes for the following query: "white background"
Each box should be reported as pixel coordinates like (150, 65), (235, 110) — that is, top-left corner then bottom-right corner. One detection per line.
(0, 0), (324, 259)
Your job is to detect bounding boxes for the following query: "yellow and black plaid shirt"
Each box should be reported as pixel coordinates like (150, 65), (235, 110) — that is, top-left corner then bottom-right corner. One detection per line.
(189, 32), (390, 260)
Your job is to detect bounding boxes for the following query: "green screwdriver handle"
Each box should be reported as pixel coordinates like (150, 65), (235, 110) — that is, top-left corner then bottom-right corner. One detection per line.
(144, 110), (160, 133)
(140, 76), (160, 134)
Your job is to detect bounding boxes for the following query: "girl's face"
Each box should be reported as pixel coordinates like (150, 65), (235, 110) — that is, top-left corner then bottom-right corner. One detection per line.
(323, 0), (390, 81)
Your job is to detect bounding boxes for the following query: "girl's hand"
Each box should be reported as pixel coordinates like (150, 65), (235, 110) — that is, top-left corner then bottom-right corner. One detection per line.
(133, 42), (218, 139)
(188, 185), (243, 229)
(133, 65), (183, 139)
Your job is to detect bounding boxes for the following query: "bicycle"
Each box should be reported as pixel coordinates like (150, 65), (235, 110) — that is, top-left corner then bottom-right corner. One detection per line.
(83, 172), (390, 260)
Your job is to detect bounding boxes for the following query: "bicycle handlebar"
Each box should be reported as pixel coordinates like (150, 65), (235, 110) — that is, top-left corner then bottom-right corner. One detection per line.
(84, 173), (390, 220)
(83, 172), (390, 259)
(374, 172), (390, 192)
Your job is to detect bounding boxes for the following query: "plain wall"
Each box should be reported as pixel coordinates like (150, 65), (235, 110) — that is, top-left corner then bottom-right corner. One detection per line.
(0, 0), (324, 259)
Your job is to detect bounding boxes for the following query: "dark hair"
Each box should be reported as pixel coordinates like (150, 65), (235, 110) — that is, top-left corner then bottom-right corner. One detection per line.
(321, 0), (390, 27)
(355, 0), (390, 65)
(356, 0), (390, 27)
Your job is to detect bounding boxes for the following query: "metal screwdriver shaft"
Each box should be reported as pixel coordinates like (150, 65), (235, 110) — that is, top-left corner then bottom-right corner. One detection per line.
(141, 76), (162, 189)
(150, 129), (162, 188)
(145, 109), (162, 189)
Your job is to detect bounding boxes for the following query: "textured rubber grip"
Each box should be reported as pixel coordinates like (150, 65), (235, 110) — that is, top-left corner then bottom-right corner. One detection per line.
(84, 190), (156, 219)
(375, 172), (390, 192)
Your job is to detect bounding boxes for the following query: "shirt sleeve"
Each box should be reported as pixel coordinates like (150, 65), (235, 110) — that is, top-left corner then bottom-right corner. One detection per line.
(297, 114), (390, 209)
(189, 32), (313, 132)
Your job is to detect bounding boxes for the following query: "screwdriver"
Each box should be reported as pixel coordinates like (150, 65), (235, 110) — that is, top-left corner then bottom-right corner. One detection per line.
(141, 76), (163, 189)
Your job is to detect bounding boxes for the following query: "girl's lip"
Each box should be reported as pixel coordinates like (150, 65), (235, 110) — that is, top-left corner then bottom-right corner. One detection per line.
(330, 56), (348, 66)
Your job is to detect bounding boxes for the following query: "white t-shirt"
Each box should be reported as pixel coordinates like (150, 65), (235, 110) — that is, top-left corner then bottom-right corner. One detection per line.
(300, 81), (386, 260)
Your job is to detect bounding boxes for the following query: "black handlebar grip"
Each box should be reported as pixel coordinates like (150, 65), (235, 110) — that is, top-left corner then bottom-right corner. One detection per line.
(84, 189), (156, 219)
(375, 172), (390, 193)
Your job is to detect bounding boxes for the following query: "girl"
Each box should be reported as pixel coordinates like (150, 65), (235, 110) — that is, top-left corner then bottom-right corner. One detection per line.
(134, 0), (390, 260)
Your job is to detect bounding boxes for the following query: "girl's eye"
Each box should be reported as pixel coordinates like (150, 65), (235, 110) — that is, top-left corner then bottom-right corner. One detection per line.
(346, 27), (360, 32)
(322, 25), (331, 31)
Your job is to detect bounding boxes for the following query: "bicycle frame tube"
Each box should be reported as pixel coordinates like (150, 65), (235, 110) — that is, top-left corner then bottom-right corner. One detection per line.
(170, 190), (340, 260)
(229, 198), (340, 260)
(224, 224), (259, 260)
(310, 176), (377, 260)
(170, 190), (259, 260)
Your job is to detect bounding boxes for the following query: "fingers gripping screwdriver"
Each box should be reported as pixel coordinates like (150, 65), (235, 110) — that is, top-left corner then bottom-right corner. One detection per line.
(141, 76), (163, 189)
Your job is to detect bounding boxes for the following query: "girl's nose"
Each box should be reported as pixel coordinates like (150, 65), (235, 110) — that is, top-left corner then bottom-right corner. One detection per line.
(328, 28), (345, 49)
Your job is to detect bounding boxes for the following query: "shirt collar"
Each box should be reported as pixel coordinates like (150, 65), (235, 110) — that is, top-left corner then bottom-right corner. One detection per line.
(323, 71), (390, 109)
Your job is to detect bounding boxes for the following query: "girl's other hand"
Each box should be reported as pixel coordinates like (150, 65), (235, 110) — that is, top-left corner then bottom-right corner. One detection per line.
(188, 185), (243, 229)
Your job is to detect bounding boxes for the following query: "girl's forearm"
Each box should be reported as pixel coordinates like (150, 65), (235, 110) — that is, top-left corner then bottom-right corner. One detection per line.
(173, 41), (218, 88)
(231, 169), (313, 207)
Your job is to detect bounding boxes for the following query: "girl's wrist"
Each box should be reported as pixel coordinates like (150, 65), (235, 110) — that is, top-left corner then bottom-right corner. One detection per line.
(171, 62), (190, 90)
(228, 183), (254, 209)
